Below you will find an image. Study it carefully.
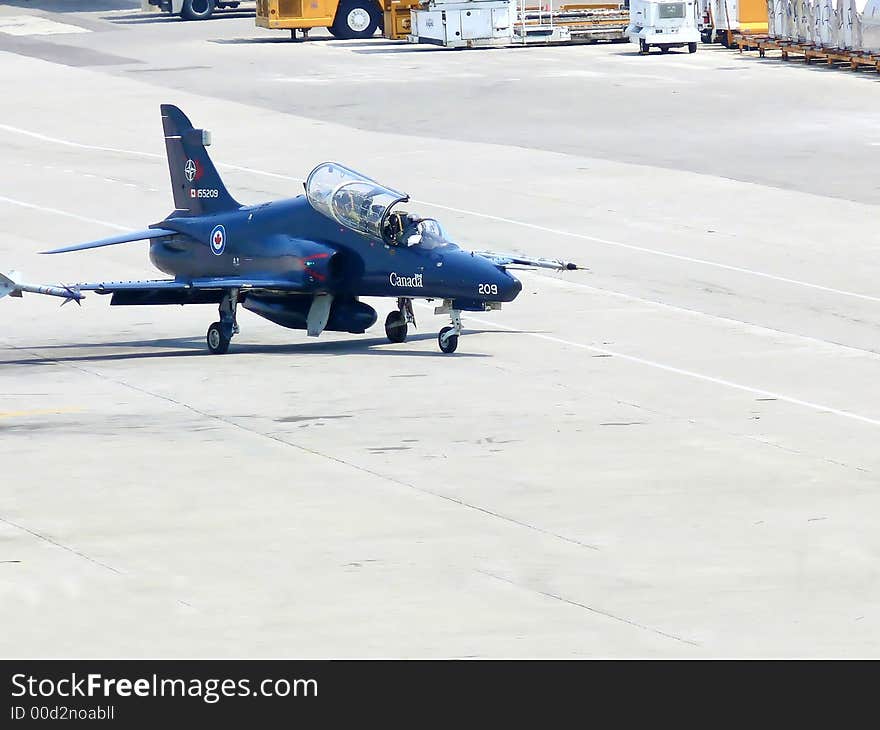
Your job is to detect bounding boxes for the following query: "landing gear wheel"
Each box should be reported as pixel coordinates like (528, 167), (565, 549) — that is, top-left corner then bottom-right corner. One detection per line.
(181, 0), (215, 19)
(385, 311), (408, 343)
(438, 326), (458, 354)
(329, 0), (380, 39)
(207, 322), (231, 355)
(639, 38), (649, 54)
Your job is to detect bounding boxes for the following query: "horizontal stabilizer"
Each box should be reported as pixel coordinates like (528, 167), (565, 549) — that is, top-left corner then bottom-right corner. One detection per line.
(41, 228), (176, 255)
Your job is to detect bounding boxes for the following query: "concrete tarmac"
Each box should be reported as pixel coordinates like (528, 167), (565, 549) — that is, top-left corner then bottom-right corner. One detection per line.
(1, 3), (880, 657)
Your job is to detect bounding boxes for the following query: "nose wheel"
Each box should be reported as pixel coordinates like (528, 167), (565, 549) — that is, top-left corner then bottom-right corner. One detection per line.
(206, 288), (239, 355)
(438, 308), (462, 354)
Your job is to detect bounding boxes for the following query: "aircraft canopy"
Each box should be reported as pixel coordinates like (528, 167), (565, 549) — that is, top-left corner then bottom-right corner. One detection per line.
(305, 162), (409, 240)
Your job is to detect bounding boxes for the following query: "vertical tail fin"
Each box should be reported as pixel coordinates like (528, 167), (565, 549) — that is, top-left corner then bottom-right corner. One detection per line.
(161, 104), (240, 217)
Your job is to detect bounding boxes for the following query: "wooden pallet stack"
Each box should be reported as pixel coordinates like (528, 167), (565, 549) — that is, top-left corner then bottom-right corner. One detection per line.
(728, 30), (880, 72)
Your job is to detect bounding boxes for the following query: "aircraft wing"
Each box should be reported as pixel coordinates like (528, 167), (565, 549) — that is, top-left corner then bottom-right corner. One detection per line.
(472, 251), (581, 271)
(1, 274), (311, 305)
(79, 277), (301, 293)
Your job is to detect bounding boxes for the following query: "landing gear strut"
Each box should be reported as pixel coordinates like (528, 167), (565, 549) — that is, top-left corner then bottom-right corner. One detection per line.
(385, 297), (415, 343)
(207, 288), (239, 354)
(438, 308), (462, 354)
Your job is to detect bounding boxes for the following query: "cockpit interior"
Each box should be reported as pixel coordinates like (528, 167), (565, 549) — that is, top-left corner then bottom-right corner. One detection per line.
(305, 162), (457, 251)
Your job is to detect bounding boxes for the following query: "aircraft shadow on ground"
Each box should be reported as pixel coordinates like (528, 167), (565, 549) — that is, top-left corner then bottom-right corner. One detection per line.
(351, 46), (436, 55)
(333, 40), (405, 48)
(3, 0), (135, 10)
(105, 11), (254, 24)
(211, 35), (337, 44)
(1, 329), (538, 364)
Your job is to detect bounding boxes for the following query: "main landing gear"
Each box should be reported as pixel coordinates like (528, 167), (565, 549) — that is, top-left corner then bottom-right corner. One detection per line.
(207, 288), (239, 355)
(386, 298), (464, 354)
(384, 297), (415, 344)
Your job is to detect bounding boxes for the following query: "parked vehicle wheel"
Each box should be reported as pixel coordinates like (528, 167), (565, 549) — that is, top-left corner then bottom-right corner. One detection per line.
(688, 42), (697, 53)
(181, 0), (215, 20)
(700, 28), (713, 43)
(329, 0), (380, 39)
(639, 38), (649, 54)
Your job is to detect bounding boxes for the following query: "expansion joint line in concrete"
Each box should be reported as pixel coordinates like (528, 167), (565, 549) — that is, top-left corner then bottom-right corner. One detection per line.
(478, 569), (701, 648)
(2, 341), (601, 554)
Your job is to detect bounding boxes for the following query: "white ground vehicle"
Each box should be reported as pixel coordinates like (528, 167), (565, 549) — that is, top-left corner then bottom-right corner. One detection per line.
(626, 0), (701, 53)
(148, 0), (248, 21)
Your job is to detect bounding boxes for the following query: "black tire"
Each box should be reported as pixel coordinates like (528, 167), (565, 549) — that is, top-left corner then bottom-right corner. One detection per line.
(688, 42), (697, 53)
(329, 0), (380, 39)
(181, 0), (214, 20)
(700, 28), (713, 43)
(384, 311), (408, 343)
(438, 326), (458, 354)
(207, 322), (231, 354)
(639, 38), (649, 54)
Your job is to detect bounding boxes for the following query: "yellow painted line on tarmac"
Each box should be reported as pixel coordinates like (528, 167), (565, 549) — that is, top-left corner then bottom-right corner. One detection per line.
(0, 408), (81, 419)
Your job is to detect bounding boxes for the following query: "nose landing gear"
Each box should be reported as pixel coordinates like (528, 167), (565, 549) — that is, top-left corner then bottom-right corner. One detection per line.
(206, 288), (239, 354)
(438, 308), (462, 354)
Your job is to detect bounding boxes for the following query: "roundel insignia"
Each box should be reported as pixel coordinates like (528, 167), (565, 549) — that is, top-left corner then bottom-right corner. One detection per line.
(210, 224), (226, 256)
(184, 159), (197, 182)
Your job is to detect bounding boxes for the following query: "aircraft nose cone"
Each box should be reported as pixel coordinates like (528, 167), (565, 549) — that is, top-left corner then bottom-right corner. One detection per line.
(503, 273), (522, 302)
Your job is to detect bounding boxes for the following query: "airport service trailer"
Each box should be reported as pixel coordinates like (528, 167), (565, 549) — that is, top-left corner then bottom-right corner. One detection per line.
(409, 0), (630, 47)
(410, 0), (516, 46)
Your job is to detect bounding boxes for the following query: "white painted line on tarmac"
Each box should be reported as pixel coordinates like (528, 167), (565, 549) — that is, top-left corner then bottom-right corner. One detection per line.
(461, 310), (880, 428)
(0, 125), (161, 159)
(0, 16), (91, 36)
(0, 195), (129, 232)
(3, 123), (880, 305)
(3, 181), (873, 361)
(414, 200), (880, 305)
(525, 272), (880, 360)
(1, 188), (878, 428)
(3, 169), (874, 362)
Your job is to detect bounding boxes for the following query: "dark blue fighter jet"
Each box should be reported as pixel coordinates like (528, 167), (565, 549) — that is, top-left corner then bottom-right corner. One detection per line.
(1, 105), (579, 354)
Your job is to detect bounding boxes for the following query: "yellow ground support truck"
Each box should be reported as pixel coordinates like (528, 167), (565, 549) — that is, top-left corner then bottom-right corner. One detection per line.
(256, 0), (418, 39)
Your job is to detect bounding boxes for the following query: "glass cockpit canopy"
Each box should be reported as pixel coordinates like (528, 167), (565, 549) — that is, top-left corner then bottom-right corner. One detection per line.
(305, 162), (409, 241)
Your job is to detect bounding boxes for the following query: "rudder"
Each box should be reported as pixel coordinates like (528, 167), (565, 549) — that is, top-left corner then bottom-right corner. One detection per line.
(161, 104), (241, 217)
